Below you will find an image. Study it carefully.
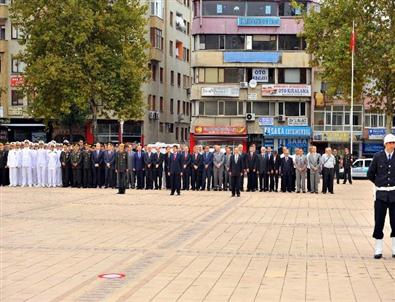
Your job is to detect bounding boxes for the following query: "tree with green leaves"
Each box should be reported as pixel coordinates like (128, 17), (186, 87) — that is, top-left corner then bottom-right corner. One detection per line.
(301, 0), (394, 132)
(11, 0), (150, 141)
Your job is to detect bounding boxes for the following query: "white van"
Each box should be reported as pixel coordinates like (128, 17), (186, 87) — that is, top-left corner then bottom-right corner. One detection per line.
(339, 158), (373, 179)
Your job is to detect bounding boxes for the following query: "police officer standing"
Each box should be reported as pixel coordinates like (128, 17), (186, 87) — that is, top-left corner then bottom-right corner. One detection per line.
(115, 143), (128, 194)
(367, 134), (395, 259)
(342, 147), (353, 184)
(333, 149), (341, 184)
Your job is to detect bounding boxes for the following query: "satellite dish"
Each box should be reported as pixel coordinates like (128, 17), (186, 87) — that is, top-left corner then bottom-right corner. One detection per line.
(249, 79), (257, 88)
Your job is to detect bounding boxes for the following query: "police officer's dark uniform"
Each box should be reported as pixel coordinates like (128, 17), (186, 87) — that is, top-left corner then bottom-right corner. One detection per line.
(115, 146), (128, 194)
(367, 134), (395, 259)
(334, 153), (341, 184)
(82, 148), (93, 188)
(71, 148), (82, 187)
(343, 153), (353, 184)
(60, 145), (71, 187)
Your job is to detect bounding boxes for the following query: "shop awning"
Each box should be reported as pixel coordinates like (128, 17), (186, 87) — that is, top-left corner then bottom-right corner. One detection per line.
(1, 123), (46, 127)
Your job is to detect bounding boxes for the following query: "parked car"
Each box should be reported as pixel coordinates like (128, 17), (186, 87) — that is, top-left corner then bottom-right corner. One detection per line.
(339, 158), (373, 179)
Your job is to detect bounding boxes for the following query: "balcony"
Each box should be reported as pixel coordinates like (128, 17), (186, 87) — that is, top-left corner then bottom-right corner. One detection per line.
(0, 5), (8, 20)
(0, 39), (7, 52)
(149, 47), (163, 62)
(149, 15), (164, 31)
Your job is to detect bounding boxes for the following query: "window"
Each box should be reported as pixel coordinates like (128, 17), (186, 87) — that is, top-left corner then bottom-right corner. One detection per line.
(176, 13), (186, 33)
(186, 21), (190, 35)
(170, 98), (174, 114)
(252, 35), (276, 50)
(169, 40), (173, 56)
(183, 47), (187, 61)
(11, 58), (25, 73)
(205, 101), (218, 115)
(278, 68), (307, 84)
(11, 90), (24, 106)
(225, 35), (245, 49)
(160, 67), (163, 83)
(151, 64), (157, 81)
(183, 101), (186, 114)
(225, 101), (238, 115)
(176, 127), (179, 140)
(160, 97), (164, 112)
(279, 35), (306, 50)
(202, 1), (246, 16)
(246, 2), (278, 16)
(0, 25), (5, 40)
(205, 68), (219, 83)
(224, 68), (244, 83)
(253, 102), (270, 115)
(175, 41), (183, 59)
(170, 70), (174, 85)
(170, 11), (173, 26)
(186, 49), (190, 62)
(11, 24), (22, 40)
(177, 100), (181, 114)
(150, 28), (163, 50)
(279, 102), (306, 116)
(150, 0), (163, 18)
(168, 123), (174, 133)
(279, 1), (307, 16)
(151, 95), (156, 111)
(177, 72), (181, 87)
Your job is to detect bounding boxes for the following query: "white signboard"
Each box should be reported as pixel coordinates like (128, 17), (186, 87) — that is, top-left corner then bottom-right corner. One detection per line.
(247, 93), (257, 100)
(252, 68), (269, 82)
(261, 84), (311, 97)
(258, 117), (274, 126)
(288, 117), (308, 126)
(201, 87), (240, 97)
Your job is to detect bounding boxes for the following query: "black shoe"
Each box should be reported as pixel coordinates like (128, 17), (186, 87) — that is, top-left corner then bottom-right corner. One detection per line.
(374, 254), (382, 259)
(170, 193), (174, 195)
(231, 194), (235, 197)
(237, 194), (240, 197)
(392, 254), (395, 258)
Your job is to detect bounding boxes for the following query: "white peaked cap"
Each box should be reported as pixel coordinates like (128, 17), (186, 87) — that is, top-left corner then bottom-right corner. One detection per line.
(384, 134), (395, 145)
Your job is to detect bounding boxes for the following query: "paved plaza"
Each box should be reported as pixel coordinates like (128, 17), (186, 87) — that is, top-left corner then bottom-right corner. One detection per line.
(1, 181), (394, 302)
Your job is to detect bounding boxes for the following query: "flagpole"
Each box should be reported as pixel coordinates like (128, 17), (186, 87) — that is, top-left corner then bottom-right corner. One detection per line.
(350, 20), (354, 156)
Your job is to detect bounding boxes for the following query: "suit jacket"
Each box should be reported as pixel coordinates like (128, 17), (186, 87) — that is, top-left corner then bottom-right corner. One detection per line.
(104, 150), (116, 168)
(144, 152), (158, 169)
(164, 153), (172, 172)
(229, 154), (244, 177)
(368, 150), (395, 203)
(91, 150), (104, 166)
(127, 150), (135, 170)
(258, 153), (268, 174)
(280, 157), (294, 175)
(202, 152), (213, 170)
(133, 151), (145, 171)
(157, 153), (165, 170)
(191, 153), (203, 170)
(0, 150), (8, 168)
(182, 152), (192, 170)
(245, 152), (258, 171)
(169, 152), (183, 174)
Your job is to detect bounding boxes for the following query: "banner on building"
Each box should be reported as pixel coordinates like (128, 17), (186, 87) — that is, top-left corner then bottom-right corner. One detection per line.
(201, 87), (240, 97)
(263, 126), (311, 138)
(194, 126), (247, 135)
(261, 84), (311, 97)
(252, 68), (269, 82)
(237, 17), (281, 27)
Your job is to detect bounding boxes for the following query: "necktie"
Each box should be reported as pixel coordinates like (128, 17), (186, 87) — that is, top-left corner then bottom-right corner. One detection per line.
(235, 155), (238, 163)
(389, 154), (392, 161)
(174, 154), (176, 160)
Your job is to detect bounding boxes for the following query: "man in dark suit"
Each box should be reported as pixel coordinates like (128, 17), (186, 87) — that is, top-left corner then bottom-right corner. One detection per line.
(104, 143), (116, 188)
(91, 143), (104, 188)
(229, 146), (244, 197)
(133, 145), (145, 189)
(280, 149), (294, 192)
(367, 134), (395, 259)
(144, 145), (157, 189)
(269, 149), (281, 192)
(168, 145), (183, 195)
(127, 144), (135, 189)
(258, 146), (268, 192)
(201, 145), (213, 191)
(0, 143), (8, 186)
(155, 147), (165, 190)
(245, 144), (258, 192)
(164, 146), (172, 189)
(181, 146), (192, 190)
(238, 144), (246, 191)
(191, 145), (202, 190)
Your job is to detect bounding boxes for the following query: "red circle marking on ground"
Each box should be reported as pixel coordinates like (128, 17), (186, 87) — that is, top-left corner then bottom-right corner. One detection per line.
(98, 273), (126, 279)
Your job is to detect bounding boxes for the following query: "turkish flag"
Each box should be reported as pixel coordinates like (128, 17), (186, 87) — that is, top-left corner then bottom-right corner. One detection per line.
(350, 29), (356, 52)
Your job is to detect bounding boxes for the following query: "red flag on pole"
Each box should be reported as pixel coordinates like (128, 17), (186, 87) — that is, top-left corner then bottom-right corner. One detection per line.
(350, 27), (356, 52)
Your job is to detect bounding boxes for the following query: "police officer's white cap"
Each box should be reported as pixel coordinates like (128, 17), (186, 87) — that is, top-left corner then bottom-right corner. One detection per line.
(38, 140), (44, 144)
(384, 134), (395, 145)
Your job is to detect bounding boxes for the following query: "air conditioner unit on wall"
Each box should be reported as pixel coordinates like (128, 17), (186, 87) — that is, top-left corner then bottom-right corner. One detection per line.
(240, 82), (248, 88)
(149, 111), (156, 120)
(246, 113), (255, 122)
(278, 115), (286, 122)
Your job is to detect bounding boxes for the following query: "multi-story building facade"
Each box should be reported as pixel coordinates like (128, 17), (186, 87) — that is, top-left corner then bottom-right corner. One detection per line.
(0, 0), (193, 145)
(190, 0), (316, 153)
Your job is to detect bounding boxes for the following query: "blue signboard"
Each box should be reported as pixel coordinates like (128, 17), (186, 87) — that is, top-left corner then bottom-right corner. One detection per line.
(278, 138), (309, 153)
(237, 17), (281, 27)
(263, 138), (274, 148)
(368, 128), (395, 139)
(263, 126), (311, 138)
(224, 52), (280, 63)
(363, 143), (384, 154)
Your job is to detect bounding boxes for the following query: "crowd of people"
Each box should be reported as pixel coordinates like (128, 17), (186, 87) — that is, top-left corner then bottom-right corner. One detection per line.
(0, 139), (355, 196)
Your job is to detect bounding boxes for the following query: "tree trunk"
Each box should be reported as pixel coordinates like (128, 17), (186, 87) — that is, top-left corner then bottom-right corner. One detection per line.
(92, 103), (98, 144)
(386, 109), (393, 134)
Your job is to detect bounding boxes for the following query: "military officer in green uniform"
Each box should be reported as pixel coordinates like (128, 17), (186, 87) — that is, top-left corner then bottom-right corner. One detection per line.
(60, 142), (71, 187)
(71, 144), (82, 188)
(115, 143), (128, 194)
(82, 144), (92, 188)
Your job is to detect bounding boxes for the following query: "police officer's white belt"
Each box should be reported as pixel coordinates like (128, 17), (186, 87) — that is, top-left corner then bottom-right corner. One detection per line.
(375, 186), (395, 191)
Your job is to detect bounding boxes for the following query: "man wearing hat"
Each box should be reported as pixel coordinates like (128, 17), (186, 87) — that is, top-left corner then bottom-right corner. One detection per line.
(115, 143), (128, 194)
(20, 140), (33, 187)
(60, 142), (71, 187)
(368, 133), (395, 259)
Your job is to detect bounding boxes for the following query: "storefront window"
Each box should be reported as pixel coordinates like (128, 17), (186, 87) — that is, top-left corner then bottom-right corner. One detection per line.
(97, 121), (119, 143)
(246, 2), (278, 16)
(202, 1), (246, 16)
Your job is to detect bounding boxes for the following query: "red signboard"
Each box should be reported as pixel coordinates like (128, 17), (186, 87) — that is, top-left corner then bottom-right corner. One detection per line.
(194, 126), (247, 135)
(10, 76), (24, 87)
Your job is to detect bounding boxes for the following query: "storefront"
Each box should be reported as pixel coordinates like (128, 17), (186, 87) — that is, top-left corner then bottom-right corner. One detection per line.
(0, 119), (49, 142)
(312, 131), (362, 156)
(190, 126), (247, 150)
(85, 120), (142, 144)
(362, 128), (395, 157)
(262, 125), (311, 154)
